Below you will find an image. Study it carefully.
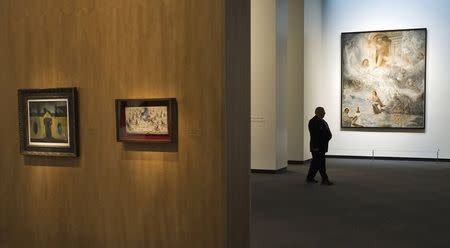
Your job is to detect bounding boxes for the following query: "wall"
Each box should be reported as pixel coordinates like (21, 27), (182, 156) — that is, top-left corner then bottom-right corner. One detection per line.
(287, 0), (304, 162)
(251, 0), (277, 170)
(304, 0), (323, 159)
(251, 0), (287, 170)
(276, 0), (288, 168)
(304, 0), (450, 159)
(0, 0), (250, 247)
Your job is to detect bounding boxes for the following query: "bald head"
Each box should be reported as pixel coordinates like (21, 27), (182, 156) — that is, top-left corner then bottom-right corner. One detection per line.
(315, 107), (326, 119)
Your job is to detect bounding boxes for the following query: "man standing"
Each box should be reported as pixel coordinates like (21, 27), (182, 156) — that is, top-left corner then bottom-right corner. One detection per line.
(306, 107), (334, 185)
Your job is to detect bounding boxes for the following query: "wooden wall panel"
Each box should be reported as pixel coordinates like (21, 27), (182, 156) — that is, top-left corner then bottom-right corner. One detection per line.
(0, 0), (248, 247)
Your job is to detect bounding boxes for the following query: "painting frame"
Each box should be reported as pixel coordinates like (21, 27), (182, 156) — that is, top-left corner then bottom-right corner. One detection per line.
(18, 87), (79, 157)
(341, 28), (427, 130)
(115, 98), (177, 143)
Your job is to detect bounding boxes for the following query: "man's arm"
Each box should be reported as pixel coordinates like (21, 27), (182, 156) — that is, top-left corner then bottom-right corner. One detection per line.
(323, 120), (332, 141)
(309, 119), (320, 151)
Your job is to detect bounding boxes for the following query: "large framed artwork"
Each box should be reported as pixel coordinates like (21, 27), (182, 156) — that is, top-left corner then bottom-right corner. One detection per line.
(341, 28), (426, 129)
(115, 98), (177, 143)
(18, 87), (79, 157)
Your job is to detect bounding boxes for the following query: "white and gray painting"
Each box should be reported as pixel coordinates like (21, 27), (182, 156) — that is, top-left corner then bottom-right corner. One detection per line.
(125, 106), (168, 135)
(341, 29), (426, 128)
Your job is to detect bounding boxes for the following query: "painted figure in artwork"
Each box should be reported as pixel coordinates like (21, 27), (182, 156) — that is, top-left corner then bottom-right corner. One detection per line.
(370, 34), (391, 67)
(343, 107), (363, 127)
(361, 58), (369, 68)
(43, 108), (53, 139)
(370, 90), (384, 114)
(342, 108), (353, 127)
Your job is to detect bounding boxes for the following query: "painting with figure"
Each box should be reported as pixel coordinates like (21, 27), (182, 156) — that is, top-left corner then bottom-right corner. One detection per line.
(116, 98), (177, 143)
(125, 106), (168, 135)
(28, 99), (70, 146)
(18, 87), (79, 157)
(341, 29), (426, 129)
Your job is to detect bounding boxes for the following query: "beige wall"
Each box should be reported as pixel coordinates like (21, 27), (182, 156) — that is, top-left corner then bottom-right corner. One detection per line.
(251, 0), (289, 170)
(0, 0), (249, 247)
(251, 0), (278, 170)
(251, 0), (305, 168)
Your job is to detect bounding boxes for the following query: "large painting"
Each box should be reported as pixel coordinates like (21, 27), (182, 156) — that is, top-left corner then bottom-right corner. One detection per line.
(115, 98), (177, 142)
(18, 88), (79, 156)
(341, 28), (426, 129)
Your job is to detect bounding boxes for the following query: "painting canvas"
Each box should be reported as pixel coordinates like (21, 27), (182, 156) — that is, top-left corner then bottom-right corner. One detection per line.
(18, 88), (79, 156)
(341, 28), (426, 129)
(28, 99), (70, 146)
(125, 106), (169, 135)
(116, 98), (177, 142)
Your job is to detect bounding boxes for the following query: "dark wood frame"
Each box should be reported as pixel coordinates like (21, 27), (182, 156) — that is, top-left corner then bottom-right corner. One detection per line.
(340, 28), (427, 130)
(115, 98), (177, 143)
(18, 87), (79, 157)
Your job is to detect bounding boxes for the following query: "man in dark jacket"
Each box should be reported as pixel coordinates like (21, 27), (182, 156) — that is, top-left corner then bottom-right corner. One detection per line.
(306, 107), (334, 185)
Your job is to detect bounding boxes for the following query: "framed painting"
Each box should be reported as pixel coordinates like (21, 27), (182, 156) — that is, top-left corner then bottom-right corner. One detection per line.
(18, 87), (79, 157)
(115, 98), (177, 143)
(341, 28), (426, 129)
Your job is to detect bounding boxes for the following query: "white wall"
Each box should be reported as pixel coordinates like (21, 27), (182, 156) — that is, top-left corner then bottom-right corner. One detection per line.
(305, 0), (450, 159)
(287, 0), (304, 162)
(304, 0), (323, 159)
(251, 0), (288, 170)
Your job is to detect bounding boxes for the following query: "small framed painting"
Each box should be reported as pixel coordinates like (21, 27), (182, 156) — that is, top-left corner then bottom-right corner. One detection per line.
(18, 87), (79, 157)
(115, 98), (177, 143)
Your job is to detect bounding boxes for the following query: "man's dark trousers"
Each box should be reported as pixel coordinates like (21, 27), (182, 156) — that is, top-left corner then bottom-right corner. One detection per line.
(307, 151), (328, 181)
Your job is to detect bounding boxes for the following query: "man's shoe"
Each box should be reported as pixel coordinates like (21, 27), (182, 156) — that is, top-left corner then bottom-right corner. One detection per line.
(306, 178), (318, 183)
(321, 180), (334, 186)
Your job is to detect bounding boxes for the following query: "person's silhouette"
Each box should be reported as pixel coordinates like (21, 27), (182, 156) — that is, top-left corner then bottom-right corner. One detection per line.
(306, 107), (334, 185)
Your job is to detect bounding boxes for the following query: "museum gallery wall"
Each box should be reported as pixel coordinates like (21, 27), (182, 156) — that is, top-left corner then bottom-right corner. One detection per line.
(341, 29), (426, 129)
(305, 0), (450, 159)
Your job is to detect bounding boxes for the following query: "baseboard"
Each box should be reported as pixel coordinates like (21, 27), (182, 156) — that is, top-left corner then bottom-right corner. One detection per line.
(287, 160), (312, 165)
(287, 160), (304, 165)
(326, 155), (450, 162)
(251, 167), (287, 174)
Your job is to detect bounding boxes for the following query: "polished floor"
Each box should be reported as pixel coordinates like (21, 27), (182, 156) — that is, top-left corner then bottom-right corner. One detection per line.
(251, 158), (450, 248)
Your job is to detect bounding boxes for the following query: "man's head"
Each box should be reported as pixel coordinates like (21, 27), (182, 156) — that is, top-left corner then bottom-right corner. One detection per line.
(315, 107), (326, 119)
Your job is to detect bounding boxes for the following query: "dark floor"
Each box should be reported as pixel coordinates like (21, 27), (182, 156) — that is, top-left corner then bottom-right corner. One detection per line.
(251, 158), (450, 248)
